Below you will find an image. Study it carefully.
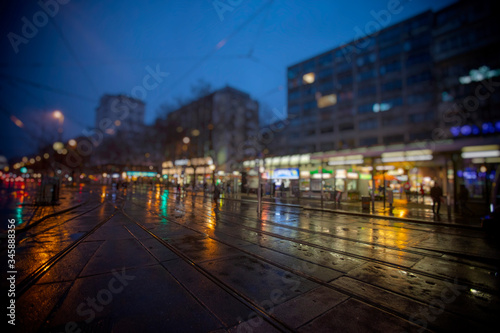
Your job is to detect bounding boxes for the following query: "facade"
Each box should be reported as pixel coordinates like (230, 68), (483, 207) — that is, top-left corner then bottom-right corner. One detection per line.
(162, 86), (259, 186)
(261, 0), (500, 208)
(95, 94), (145, 135)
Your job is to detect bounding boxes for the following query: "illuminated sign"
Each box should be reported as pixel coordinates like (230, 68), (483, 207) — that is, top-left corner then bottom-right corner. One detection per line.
(273, 168), (299, 179)
(336, 169), (347, 179)
(459, 66), (500, 84)
(347, 172), (359, 179)
(450, 121), (500, 137)
(174, 159), (189, 166)
(126, 171), (156, 177)
(328, 155), (364, 166)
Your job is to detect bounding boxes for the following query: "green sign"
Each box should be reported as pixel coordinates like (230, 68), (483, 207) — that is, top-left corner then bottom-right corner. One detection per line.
(310, 168), (333, 175)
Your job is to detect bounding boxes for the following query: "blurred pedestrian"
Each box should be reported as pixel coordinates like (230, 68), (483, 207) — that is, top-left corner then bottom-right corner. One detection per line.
(458, 184), (470, 215)
(430, 183), (443, 214)
(214, 184), (220, 203)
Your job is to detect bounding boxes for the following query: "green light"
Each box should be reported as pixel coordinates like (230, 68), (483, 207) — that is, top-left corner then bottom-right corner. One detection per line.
(20, 167), (27, 174)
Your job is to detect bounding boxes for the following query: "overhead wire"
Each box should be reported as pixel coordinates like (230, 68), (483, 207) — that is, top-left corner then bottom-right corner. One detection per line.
(149, 0), (276, 106)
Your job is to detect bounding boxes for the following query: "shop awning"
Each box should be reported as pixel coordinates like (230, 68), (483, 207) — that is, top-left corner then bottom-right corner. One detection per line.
(310, 169), (333, 175)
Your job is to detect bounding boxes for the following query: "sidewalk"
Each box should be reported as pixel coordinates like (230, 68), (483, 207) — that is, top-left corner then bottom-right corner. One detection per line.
(214, 191), (484, 228)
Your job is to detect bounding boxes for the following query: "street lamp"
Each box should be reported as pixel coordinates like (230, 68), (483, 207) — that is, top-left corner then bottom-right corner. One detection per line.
(53, 110), (64, 141)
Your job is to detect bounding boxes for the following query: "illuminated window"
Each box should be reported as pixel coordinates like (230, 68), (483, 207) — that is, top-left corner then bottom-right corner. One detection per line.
(303, 72), (315, 84)
(317, 94), (337, 108)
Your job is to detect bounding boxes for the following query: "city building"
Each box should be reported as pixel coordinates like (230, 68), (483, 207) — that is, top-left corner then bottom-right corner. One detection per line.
(258, 0), (500, 210)
(95, 94), (145, 135)
(161, 86), (259, 186)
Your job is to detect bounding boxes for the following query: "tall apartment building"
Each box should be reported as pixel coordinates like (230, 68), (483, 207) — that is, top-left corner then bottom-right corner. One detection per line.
(270, 0), (499, 155)
(262, 0), (499, 206)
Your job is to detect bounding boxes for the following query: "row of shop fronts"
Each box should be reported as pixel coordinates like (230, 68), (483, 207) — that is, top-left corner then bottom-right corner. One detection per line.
(159, 139), (499, 209)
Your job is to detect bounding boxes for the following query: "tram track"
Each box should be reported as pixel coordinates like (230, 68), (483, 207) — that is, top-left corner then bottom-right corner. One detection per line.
(130, 195), (497, 297)
(15, 195), (123, 299)
(16, 198), (105, 245)
(132, 193), (499, 284)
(16, 193), (93, 235)
(121, 208), (295, 333)
(125, 193), (495, 331)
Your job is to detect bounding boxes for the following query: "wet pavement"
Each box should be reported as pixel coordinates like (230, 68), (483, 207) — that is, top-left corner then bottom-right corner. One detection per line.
(3, 184), (500, 332)
(231, 192), (483, 227)
(0, 183), (90, 232)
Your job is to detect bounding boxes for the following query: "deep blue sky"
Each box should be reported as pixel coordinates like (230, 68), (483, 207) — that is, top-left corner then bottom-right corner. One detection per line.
(0, 0), (456, 160)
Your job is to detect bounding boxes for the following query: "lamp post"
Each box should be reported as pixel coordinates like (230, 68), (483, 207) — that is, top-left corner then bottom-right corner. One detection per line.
(182, 136), (190, 187)
(53, 110), (64, 142)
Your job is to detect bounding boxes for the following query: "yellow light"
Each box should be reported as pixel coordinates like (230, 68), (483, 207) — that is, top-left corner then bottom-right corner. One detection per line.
(191, 129), (200, 136)
(43, 153), (50, 159)
(303, 72), (315, 84)
(53, 142), (64, 151)
(35, 156), (41, 161)
(22, 157), (28, 162)
(29, 158), (35, 164)
(53, 110), (63, 119)
(10, 115), (24, 128)
(68, 139), (77, 147)
(317, 94), (337, 108)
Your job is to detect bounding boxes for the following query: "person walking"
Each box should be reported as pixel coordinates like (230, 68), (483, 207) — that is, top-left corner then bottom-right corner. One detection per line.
(213, 184), (220, 203)
(458, 184), (470, 215)
(430, 182), (443, 214)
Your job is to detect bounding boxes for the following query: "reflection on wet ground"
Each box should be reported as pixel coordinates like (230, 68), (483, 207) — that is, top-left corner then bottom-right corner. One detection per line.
(5, 184), (500, 332)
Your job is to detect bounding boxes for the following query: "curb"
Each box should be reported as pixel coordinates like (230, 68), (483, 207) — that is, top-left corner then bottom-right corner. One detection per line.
(222, 196), (482, 230)
(301, 205), (481, 229)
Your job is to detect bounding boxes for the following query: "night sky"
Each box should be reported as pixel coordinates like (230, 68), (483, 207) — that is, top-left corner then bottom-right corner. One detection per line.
(0, 0), (456, 160)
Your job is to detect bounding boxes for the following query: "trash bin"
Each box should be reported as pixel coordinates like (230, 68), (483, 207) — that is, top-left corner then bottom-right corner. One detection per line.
(36, 176), (60, 205)
(361, 196), (370, 210)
